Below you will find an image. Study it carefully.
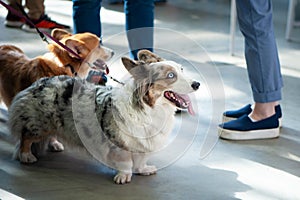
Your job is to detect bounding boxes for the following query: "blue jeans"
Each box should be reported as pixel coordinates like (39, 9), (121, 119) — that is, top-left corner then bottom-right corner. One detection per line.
(236, 0), (283, 103)
(72, 0), (102, 37)
(72, 0), (154, 60)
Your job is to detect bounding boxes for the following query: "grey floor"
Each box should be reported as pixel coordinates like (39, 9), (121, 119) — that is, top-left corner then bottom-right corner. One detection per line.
(1, 0), (300, 199)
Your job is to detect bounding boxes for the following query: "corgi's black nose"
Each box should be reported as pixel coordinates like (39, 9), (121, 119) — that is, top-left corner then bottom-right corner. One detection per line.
(191, 81), (200, 90)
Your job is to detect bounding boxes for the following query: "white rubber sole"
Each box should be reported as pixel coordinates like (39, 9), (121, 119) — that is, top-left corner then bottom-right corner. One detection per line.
(21, 24), (71, 33)
(21, 24), (49, 33)
(5, 20), (24, 28)
(218, 127), (280, 140)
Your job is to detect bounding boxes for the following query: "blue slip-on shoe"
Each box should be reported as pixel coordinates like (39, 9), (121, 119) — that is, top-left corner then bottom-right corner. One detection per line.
(219, 114), (280, 140)
(223, 104), (252, 122)
(222, 104), (282, 127)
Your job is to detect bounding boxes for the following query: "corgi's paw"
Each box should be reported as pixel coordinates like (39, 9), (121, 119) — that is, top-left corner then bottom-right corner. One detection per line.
(114, 172), (132, 184)
(138, 165), (157, 176)
(19, 152), (37, 163)
(48, 140), (64, 152)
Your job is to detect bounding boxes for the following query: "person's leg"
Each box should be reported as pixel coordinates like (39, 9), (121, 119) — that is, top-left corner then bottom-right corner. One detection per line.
(236, 0), (283, 120)
(219, 0), (283, 140)
(7, 0), (22, 10)
(5, 0), (24, 27)
(124, 0), (154, 60)
(25, 0), (45, 20)
(19, 0), (70, 32)
(72, 0), (102, 38)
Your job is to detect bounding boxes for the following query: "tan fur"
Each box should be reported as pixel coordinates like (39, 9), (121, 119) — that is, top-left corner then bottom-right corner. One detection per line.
(0, 28), (113, 107)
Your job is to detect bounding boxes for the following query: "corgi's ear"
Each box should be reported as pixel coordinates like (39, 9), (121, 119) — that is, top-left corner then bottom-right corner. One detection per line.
(65, 39), (89, 59)
(121, 57), (138, 73)
(138, 50), (163, 63)
(122, 57), (151, 80)
(51, 28), (72, 40)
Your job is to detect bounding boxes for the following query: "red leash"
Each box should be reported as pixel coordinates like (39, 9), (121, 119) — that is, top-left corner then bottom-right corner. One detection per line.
(0, 0), (82, 61)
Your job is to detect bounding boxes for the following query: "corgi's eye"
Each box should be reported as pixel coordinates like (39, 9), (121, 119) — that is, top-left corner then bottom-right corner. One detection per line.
(167, 72), (175, 79)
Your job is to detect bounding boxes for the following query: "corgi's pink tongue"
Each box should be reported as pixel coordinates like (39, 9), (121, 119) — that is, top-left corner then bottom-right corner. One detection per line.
(164, 91), (196, 115)
(187, 103), (195, 115)
(180, 94), (195, 115)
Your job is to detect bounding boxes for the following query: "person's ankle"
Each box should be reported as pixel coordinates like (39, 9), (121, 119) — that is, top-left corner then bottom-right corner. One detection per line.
(250, 102), (278, 121)
(249, 112), (274, 121)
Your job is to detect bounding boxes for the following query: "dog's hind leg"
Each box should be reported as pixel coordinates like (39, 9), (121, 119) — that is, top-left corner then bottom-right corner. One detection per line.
(48, 136), (64, 152)
(18, 137), (39, 163)
(15, 127), (43, 163)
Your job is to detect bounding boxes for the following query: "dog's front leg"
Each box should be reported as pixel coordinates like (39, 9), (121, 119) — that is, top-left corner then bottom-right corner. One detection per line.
(114, 171), (132, 184)
(109, 150), (133, 184)
(132, 153), (157, 176)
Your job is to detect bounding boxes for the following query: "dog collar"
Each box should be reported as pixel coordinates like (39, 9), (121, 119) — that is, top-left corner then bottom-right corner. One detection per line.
(66, 64), (77, 76)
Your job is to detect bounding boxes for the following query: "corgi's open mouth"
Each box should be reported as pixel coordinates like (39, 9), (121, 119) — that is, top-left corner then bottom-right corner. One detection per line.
(91, 59), (109, 73)
(164, 91), (195, 115)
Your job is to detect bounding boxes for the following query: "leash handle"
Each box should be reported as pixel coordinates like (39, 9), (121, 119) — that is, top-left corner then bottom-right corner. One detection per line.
(0, 0), (82, 61)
